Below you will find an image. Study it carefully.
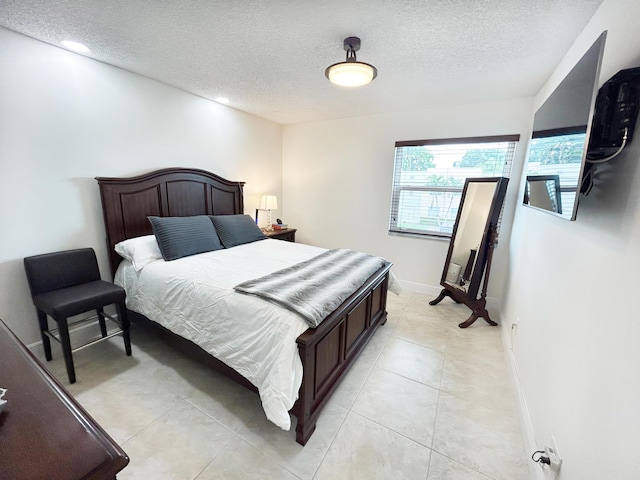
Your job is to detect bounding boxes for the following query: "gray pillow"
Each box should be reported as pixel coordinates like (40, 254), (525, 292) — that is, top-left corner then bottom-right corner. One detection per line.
(148, 215), (224, 261)
(209, 214), (266, 248)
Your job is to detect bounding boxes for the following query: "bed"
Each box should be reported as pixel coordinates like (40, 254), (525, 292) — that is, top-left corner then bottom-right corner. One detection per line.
(96, 167), (392, 445)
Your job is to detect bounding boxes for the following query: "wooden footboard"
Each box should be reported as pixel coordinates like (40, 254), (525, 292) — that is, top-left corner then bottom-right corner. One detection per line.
(293, 263), (390, 445)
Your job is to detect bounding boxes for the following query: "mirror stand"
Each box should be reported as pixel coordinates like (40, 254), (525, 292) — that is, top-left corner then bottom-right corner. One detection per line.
(429, 177), (508, 329)
(429, 225), (498, 328)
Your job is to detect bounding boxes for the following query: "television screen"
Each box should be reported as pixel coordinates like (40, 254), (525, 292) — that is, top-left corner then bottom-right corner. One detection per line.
(523, 31), (606, 220)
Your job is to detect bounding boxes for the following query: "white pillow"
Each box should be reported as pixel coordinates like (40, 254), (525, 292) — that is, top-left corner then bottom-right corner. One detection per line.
(114, 235), (163, 271)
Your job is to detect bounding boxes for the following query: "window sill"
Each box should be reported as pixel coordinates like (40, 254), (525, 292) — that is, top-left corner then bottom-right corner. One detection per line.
(387, 231), (451, 241)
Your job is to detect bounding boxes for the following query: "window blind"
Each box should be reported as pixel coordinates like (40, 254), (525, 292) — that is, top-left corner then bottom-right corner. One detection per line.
(389, 135), (519, 238)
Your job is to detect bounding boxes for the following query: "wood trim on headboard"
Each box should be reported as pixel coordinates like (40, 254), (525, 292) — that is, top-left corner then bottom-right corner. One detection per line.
(96, 167), (245, 277)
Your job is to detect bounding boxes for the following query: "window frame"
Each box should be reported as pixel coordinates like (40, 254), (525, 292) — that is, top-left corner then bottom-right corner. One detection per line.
(389, 134), (520, 239)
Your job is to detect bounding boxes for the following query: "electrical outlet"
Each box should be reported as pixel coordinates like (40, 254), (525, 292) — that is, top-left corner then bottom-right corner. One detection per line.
(510, 320), (519, 350)
(545, 436), (562, 473)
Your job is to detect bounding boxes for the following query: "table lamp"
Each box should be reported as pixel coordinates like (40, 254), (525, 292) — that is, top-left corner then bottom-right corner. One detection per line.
(256, 195), (278, 230)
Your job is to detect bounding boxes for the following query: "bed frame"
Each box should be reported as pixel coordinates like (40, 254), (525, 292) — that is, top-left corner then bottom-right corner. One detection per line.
(96, 167), (391, 445)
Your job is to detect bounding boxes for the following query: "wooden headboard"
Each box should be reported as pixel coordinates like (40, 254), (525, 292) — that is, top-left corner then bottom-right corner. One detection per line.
(96, 167), (245, 277)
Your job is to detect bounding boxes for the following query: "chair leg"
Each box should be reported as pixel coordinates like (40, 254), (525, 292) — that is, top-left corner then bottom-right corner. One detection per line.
(97, 307), (108, 338)
(118, 303), (132, 356)
(36, 309), (52, 361)
(57, 317), (76, 384)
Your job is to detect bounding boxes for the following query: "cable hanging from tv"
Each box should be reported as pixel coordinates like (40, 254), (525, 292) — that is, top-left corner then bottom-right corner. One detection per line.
(586, 127), (629, 164)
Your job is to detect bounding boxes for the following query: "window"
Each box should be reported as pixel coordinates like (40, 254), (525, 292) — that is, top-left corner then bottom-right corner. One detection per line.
(389, 135), (519, 238)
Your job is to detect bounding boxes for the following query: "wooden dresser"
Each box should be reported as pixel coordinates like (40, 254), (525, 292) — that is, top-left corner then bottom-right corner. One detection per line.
(0, 319), (128, 480)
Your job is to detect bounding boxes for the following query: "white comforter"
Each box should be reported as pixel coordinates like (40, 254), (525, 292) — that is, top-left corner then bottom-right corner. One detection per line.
(115, 239), (329, 431)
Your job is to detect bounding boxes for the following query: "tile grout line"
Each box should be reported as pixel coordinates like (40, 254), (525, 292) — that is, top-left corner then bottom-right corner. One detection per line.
(310, 331), (387, 479)
(427, 312), (513, 480)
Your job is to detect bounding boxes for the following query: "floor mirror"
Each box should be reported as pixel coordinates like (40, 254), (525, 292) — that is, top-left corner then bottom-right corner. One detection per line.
(429, 177), (509, 328)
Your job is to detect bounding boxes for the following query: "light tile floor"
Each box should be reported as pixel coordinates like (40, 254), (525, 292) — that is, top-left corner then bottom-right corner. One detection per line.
(34, 292), (535, 480)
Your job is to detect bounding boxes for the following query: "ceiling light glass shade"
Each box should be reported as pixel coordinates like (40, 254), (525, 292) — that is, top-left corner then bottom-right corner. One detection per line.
(325, 62), (378, 87)
(325, 36), (377, 87)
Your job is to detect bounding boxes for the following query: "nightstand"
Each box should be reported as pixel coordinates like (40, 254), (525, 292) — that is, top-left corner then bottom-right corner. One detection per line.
(264, 228), (297, 242)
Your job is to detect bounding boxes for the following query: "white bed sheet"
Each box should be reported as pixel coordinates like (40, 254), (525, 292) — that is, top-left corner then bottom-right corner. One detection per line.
(115, 239), (328, 431)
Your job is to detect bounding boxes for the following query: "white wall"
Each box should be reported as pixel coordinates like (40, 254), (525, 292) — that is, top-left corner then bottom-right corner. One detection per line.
(282, 99), (534, 295)
(0, 28), (283, 344)
(502, 0), (640, 478)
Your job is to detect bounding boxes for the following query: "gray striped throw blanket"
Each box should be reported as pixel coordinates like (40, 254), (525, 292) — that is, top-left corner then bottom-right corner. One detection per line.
(234, 249), (390, 328)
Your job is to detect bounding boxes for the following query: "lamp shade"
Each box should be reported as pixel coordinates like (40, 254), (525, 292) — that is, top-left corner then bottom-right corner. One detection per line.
(260, 195), (278, 210)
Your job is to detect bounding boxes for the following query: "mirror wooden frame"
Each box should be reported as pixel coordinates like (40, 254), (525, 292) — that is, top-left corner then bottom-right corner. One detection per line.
(430, 177), (509, 328)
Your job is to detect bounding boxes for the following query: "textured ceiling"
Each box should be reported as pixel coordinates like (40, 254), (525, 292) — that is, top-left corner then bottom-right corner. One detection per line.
(0, 0), (604, 125)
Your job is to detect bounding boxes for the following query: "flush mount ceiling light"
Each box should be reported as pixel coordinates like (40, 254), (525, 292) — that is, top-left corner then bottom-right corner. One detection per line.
(60, 40), (90, 53)
(325, 36), (377, 87)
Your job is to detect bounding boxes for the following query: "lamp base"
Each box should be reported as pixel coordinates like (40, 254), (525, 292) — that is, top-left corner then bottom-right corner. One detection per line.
(265, 210), (273, 231)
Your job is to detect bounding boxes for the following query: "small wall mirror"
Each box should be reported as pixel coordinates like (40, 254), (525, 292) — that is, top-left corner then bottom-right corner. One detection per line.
(430, 177), (509, 328)
(522, 31), (606, 220)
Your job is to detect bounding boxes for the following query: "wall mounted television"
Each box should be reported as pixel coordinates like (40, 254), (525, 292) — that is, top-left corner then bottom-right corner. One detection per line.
(522, 31), (606, 220)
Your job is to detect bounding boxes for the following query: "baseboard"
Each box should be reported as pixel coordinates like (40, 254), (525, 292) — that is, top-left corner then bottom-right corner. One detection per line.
(501, 322), (545, 480)
(397, 279), (442, 295)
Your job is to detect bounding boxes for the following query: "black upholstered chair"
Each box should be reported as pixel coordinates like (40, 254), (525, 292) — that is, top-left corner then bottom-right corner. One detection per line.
(23, 248), (132, 383)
